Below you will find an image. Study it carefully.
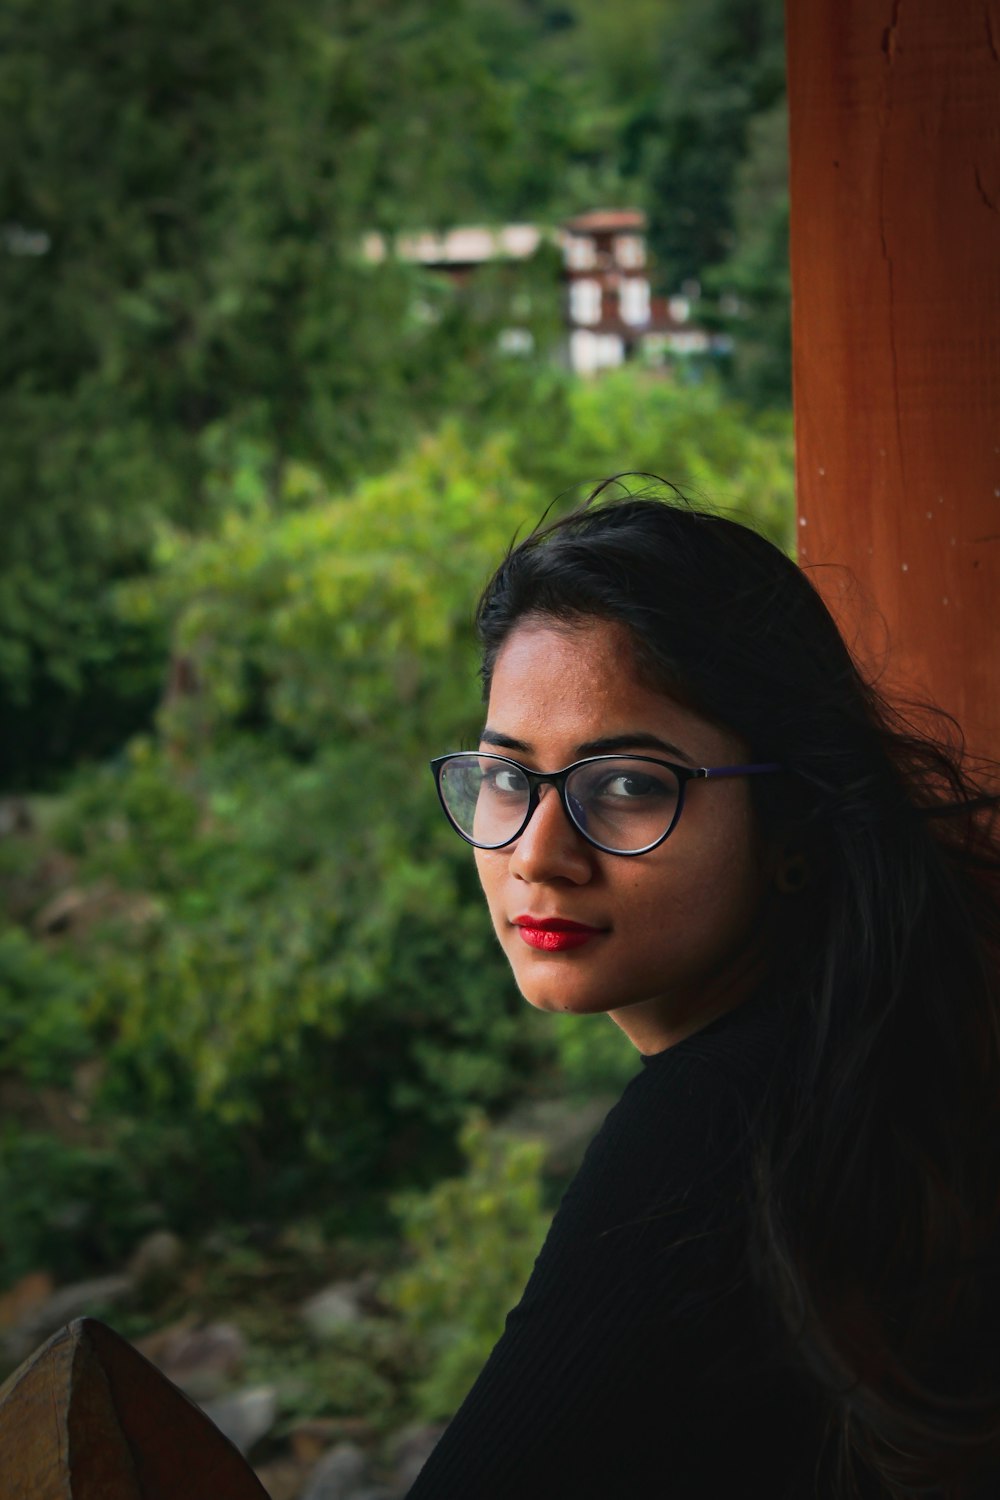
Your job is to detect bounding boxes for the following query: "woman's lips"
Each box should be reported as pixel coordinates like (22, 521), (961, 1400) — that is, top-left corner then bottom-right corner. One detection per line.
(512, 917), (605, 952)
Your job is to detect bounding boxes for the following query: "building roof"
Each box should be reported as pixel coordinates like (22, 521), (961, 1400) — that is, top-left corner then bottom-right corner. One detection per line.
(563, 209), (646, 233)
(362, 224), (543, 266)
(362, 210), (650, 266)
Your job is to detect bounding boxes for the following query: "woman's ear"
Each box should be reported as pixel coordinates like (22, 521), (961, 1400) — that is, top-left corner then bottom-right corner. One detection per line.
(773, 849), (810, 896)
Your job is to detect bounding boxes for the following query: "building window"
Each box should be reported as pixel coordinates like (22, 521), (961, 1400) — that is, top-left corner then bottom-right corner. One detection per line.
(569, 329), (625, 375)
(565, 235), (597, 271)
(570, 278), (602, 325)
(614, 234), (645, 269)
(619, 278), (650, 326)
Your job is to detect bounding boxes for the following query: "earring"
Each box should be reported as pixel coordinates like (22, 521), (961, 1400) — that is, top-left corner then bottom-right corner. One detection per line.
(774, 853), (809, 895)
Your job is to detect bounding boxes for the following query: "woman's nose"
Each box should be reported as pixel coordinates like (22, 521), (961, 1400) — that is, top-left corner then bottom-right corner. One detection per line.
(508, 785), (594, 884)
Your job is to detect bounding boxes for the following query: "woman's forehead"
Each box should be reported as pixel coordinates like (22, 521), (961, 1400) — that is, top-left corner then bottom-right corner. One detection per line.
(490, 615), (640, 699)
(487, 618), (744, 762)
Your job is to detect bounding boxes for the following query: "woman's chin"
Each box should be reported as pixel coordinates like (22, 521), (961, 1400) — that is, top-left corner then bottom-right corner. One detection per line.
(516, 982), (614, 1017)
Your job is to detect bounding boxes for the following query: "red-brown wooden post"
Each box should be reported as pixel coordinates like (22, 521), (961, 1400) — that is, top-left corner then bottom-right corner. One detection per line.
(785, 0), (1000, 755)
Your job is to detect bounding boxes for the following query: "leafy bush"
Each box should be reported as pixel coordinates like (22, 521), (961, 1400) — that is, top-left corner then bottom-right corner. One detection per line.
(552, 1011), (637, 1098)
(508, 369), (795, 552)
(22, 430), (553, 1237)
(0, 381), (795, 1278)
(388, 1115), (550, 1420)
(0, 1127), (159, 1287)
(0, 926), (92, 1085)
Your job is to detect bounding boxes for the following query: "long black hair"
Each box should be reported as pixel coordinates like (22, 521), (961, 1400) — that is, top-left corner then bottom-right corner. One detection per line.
(475, 482), (1000, 1497)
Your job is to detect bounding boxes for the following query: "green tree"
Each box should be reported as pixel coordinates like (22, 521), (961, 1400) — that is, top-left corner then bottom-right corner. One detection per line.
(0, 0), (580, 784)
(642, 0), (786, 286)
(704, 99), (791, 406)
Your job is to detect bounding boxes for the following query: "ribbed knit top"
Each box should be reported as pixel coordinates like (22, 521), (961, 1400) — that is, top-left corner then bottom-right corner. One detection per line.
(405, 994), (827, 1498)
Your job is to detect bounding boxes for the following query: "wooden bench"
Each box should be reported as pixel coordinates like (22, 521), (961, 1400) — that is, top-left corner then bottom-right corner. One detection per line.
(0, 1318), (270, 1498)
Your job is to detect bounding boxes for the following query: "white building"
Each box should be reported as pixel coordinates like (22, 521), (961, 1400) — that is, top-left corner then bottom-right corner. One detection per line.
(562, 209), (710, 375)
(362, 210), (718, 375)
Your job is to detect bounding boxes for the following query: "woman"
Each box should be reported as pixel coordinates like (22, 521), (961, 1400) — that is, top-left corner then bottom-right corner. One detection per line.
(409, 485), (1000, 1498)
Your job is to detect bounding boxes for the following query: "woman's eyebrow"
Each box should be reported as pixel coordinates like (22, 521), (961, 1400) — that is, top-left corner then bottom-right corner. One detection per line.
(479, 728), (692, 763)
(576, 732), (692, 762)
(480, 728), (530, 751)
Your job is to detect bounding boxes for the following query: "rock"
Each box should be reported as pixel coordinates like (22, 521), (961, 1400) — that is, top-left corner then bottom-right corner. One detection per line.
(500, 1095), (616, 1176)
(0, 1075), (93, 1143)
(253, 1457), (314, 1500)
(201, 1384), (278, 1456)
(33, 885), (94, 935)
(289, 1417), (374, 1465)
(0, 797), (32, 836)
(128, 1229), (184, 1298)
(299, 1442), (371, 1500)
(0, 1271), (54, 1332)
(299, 1276), (376, 1340)
(32, 880), (159, 938)
(139, 1319), (247, 1400)
(389, 1422), (447, 1492)
(72, 1056), (107, 1105)
(0, 1272), (132, 1367)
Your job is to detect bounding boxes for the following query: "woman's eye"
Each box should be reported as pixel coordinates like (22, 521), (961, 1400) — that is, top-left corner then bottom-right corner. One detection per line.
(600, 774), (666, 799)
(482, 766), (525, 795)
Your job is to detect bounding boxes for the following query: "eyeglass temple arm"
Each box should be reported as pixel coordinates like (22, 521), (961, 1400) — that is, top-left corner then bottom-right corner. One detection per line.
(699, 762), (783, 780)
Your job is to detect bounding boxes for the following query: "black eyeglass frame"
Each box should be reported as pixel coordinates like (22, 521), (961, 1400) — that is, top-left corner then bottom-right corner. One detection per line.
(430, 751), (783, 858)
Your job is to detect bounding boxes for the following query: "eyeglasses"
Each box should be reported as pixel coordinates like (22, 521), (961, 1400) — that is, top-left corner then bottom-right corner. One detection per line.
(430, 751), (782, 858)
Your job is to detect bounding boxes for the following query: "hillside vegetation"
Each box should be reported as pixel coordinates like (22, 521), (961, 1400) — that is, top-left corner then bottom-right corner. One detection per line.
(0, 0), (792, 1441)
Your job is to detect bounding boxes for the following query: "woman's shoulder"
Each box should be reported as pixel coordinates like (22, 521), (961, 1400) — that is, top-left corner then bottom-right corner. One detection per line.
(547, 993), (789, 1252)
(612, 989), (789, 1137)
(646, 987), (789, 1075)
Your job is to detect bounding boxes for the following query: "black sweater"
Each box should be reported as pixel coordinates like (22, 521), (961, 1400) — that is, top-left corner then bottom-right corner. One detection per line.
(405, 996), (827, 1498)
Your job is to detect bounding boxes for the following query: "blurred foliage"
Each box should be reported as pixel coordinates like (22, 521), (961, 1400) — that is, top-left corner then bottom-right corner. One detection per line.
(0, 926), (92, 1085)
(643, 0), (786, 286)
(388, 1115), (550, 1420)
(1, 0), (793, 1305)
(0, 1128), (160, 1286)
(508, 369), (794, 546)
(0, 381), (793, 1283)
(35, 431), (549, 1241)
(0, 0), (574, 782)
(554, 1011), (637, 1099)
(703, 98), (791, 406)
(0, 0), (789, 783)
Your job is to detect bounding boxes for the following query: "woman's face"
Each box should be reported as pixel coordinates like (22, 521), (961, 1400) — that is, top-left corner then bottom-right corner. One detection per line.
(474, 616), (771, 1054)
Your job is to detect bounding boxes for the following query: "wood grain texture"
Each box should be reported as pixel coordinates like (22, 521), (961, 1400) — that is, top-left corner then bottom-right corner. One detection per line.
(0, 1319), (271, 1499)
(0, 1324), (80, 1499)
(786, 0), (1000, 753)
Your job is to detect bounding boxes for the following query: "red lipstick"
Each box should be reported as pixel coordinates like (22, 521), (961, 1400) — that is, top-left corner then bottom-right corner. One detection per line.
(512, 917), (604, 952)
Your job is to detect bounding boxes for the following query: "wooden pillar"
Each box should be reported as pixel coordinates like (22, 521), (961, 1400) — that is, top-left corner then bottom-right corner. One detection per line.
(785, 0), (1000, 755)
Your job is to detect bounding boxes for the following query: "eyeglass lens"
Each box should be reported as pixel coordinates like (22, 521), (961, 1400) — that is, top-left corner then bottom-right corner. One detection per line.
(438, 754), (682, 853)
